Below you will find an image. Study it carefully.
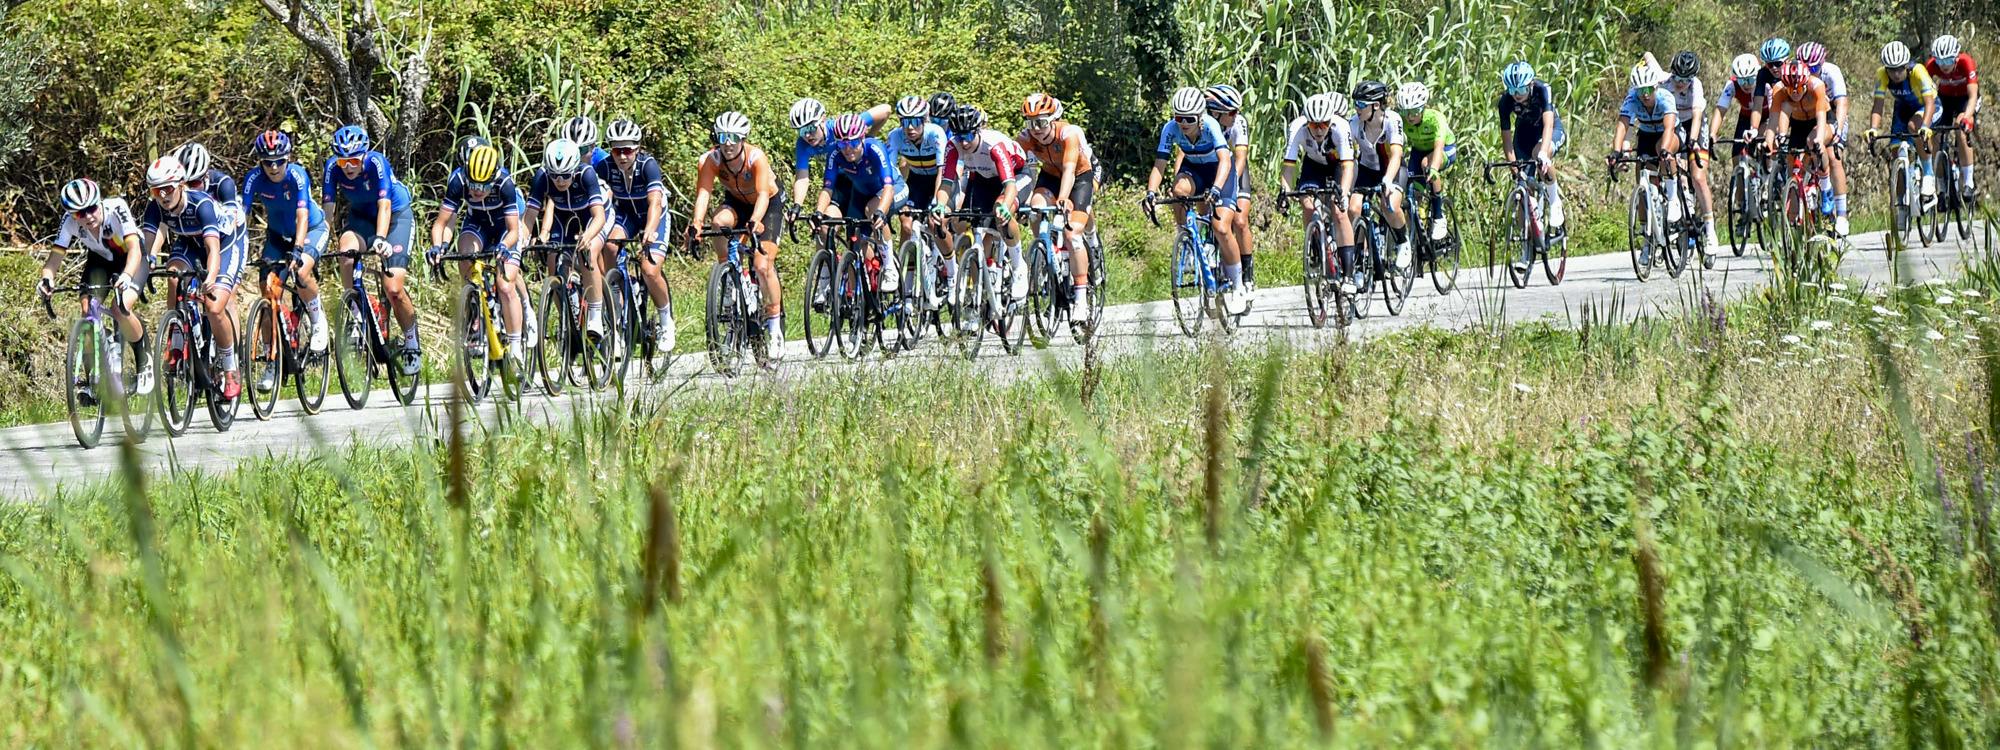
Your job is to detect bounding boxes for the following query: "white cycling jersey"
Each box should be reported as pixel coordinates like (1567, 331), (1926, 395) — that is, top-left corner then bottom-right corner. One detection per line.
(1350, 110), (1405, 171)
(55, 197), (141, 261)
(1665, 77), (1708, 133)
(942, 129), (1027, 181)
(1817, 62), (1849, 100)
(1282, 117), (1357, 164)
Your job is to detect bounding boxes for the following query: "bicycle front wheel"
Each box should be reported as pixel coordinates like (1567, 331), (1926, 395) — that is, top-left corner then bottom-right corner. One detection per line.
(294, 302), (330, 415)
(65, 317), (107, 449)
(954, 246), (986, 360)
(1627, 188), (1653, 282)
(1428, 192), (1464, 295)
(1025, 239), (1057, 346)
(1302, 220), (1329, 329)
(331, 292), (375, 410)
(603, 269), (634, 387)
(245, 299), (284, 420)
(704, 262), (745, 377)
(1170, 233), (1204, 337)
(455, 284), (493, 403)
(802, 249), (836, 359)
(156, 311), (197, 436)
(207, 310), (241, 433)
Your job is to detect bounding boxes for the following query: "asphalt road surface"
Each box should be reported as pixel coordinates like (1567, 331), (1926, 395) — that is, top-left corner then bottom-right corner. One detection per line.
(3, 224), (1988, 499)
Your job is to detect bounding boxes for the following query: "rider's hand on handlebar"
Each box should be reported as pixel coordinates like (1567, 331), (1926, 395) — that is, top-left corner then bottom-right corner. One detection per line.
(1865, 127), (1880, 141)
(1920, 126), (1934, 140)
(929, 203), (948, 219)
(995, 201), (1014, 223)
(1275, 194), (1290, 215)
(114, 273), (136, 296)
(370, 238), (392, 258)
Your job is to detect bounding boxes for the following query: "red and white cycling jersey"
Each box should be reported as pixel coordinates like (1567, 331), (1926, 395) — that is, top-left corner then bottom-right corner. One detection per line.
(942, 129), (1026, 181)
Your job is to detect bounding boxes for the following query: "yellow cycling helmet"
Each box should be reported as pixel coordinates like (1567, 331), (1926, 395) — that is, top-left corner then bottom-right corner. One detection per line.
(466, 145), (501, 185)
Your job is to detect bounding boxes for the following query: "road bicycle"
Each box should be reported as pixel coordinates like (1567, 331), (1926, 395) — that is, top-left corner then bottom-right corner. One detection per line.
(323, 248), (421, 409)
(430, 245), (521, 403)
(1146, 194), (1239, 336)
(244, 257), (332, 420)
(894, 205), (959, 346)
(805, 213), (899, 360)
(602, 237), (677, 384)
(1768, 144), (1837, 273)
(522, 242), (614, 391)
(1404, 171), (1464, 294)
(1018, 203), (1104, 344)
(1607, 151), (1698, 280)
(943, 208), (1028, 359)
(700, 226), (775, 376)
(1714, 138), (1769, 258)
(1869, 132), (1940, 249)
(1482, 159), (1568, 288)
(1932, 124), (1976, 241)
(42, 276), (153, 447)
(153, 263), (241, 435)
(1277, 186), (1357, 329)
(1352, 185), (1416, 316)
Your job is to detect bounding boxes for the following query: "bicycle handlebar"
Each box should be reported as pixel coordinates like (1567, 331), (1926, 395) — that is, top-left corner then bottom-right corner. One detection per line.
(1483, 159), (1539, 185)
(39, 282), (116, 319)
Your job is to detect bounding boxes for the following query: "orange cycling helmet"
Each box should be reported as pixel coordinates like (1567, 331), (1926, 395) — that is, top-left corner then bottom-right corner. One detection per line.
(1022, 93), (1063, 119)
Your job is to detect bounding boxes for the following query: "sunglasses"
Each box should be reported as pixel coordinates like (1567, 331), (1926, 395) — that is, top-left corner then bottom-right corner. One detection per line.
(1174, 115), (1200, 124)
(1397, 107), (1423, 119)
(469, 182), (496, 193)
(1026, 116), (1054, 130)
(260, 158), (288, 168)
(901, 117), (927, 129)
(335, 156), (364, 169)
(612, 146), (638, 156)
(797, 124), (820, 139)
(1306, 120), (1332, 130)
(71, 206), (99, 220)
(951, 131), (979, 143)
(551, 172), (575, 180)
(1636, 86), (1656, 96)
(150, 185), (178, 197)
(714, 133), (744, 145)
(835, 139), (864, 151)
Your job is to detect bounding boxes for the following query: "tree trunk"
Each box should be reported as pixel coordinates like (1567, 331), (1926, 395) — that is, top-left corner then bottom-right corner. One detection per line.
(256, 0), (428, 165)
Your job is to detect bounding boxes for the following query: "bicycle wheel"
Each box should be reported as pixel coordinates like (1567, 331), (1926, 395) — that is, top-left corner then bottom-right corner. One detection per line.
(1915, 175), (1939, 248)
(1504, 189), (1532, 289)
(207, 309), (240, 433)
(1025, 239), (1056, 345)
(1170, 233), (1204, 337)
(954, 245), (986, 360)
(831, 250), (863, 359)
(245, 299), (283, 420)
(603, 269), (634, 386)
(1940, 145), (1970, 240)
(1543, 221), (1569, 286)
(896, 238), (927, 351)
(330, 293), (374, 410)
(1352, 224), (1378, 319)
(1210, 241), (1238, 333)
(453, 284), (493, 402)
(294, 302), (330, 415)
(705, 262), (745, 376)
(382, 289), (420, 406)
(1079, 233), (1106, 343)
(115, 323), (154, 442)
(1627, 188), (1653, 282)
(1428, 193), (1464, 295)
(156, 311), (197, 436)
(999, 250), (1031, 354)
(802, 248), (836, 359)
(535, 283), (568, 395)
(65, 318), (106, 449)
(1301, 220), (1329, 328)
(640, 272), (677, 381)
(1726, 164), (1752, 257)
(1382, 230), (1416, 317)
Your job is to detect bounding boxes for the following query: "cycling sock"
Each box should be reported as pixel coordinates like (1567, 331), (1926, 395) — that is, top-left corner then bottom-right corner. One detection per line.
(403, 327), (420, 347)
(1339, 245), (1358, 276)
(764, 315), (783, 336)
(1072, 284), (1089, 304)
(1964, 167), (1977, 189)
(1834, 194), (1849, 215)
(587, 301), (604, 321)
(1225, 263), (1242, 288)
(131, 333), (149, 362)
(1241, 254), (1255, 283)
(219, 346), (237, 372)
(306, 296), (324, 318)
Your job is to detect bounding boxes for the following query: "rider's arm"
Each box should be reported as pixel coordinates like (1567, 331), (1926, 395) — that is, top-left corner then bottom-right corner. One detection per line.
(1662, 112), (1680, 153)
(117, 230), (144, 280)
(1612, 120), (1630, 152)
(1057, 130), (1082, 209)
(430, 205), (457, 248)
(580, 174), (608, 239)
(690, 158), (716, 232)
(791, 167), (811, 210)
(862, 104), (894, 136)
(643, 160), (666, 241)
(1147, 122), (1175, 194)
(370, 156), (393, 240)
(751, 158), (777, 229)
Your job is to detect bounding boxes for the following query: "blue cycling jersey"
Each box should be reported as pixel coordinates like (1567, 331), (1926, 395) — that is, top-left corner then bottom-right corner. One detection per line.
(594, 154), (664, 220)
(1154, 116), (1230, 164)
(526, 167), (606, 215)
(197, 169), (241, 213)
(587, 147), (610, 170)
(888, 123), (950, 175)
(442, 167), (524, 228)
(793, 111), (880, 172)
(824, 138), (900, 195)
(320, 151), (414, 218)
(242, 163), (327, 237)
(142, 189), (244, 250)
(1618, 88), (1675, 133)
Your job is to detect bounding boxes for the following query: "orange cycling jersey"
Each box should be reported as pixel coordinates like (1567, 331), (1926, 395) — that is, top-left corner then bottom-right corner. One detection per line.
(1016, 122), (1095, 177)
(696, 144), (777, 202)
(1771, 78), (1830, 121)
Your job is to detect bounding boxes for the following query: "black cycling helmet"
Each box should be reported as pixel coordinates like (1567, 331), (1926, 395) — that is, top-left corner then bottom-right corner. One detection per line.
(1670, 50), (1701, 78)
(928, 92), (957, 120)
(947, 105), (985, 136)
(1351, 80), (1391, 106)
(457, 135), (491, 167)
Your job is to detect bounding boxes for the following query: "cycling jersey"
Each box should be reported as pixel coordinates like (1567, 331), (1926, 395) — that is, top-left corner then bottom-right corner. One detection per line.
(698, 144), (778, 202)
(1926, 54), (1979, 98)
(242, 163), (326, 238)
(823, 138), (900, 195)
(55, 197), (140, 261)
(1663, 77), (1706, 125)
(194, 169), (241, 212)
(1815, 62), (1850, 100)
(1717, 77), (1759, 110)
(1153, 115), (1230, 164)
(1618, 88), (1675, 133)
(143, 190), (247, 257)
(1283, 117), (1356, 165)
(320, 151), (414, 219)
(889, 122), (950, 176)
(1771, 78), (1830, 121)
(1497, 81), (1561, 133)
(1016, 122), (1095, 177)
(793, 111), (879, 172)
(943, 130), (1027, 181)
(1403, 109), (1455, 152)
(1875, 65), (1939, 107)
(525, 167), (606, 215)
(1350, 110), (1405, 171)
(594, 153), (664, 221)
(441, 167), (524, 228)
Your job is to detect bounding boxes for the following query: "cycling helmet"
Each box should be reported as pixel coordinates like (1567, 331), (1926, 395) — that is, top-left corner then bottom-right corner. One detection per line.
(1023, 92), (1062, 119)
(713, 111), (752, 142)
(1352, 80), (1390, 107)
(896, 95), (930, 119)
(1759, 37), (1791, 64)
(1302, 94), (1337, 123)
(1205, 84), (1242, 113)
(1778, 60), (1811, 89)
(947, 106), (985, 136)
(831, 113), (867, 142)
(172, 142), (212, 181)
(1501, 61), (1536, 93)
(1882, 40), (1912, 69)
(1796, 42), (1828, 69)
(1731, 53), (1760, 80)
(1170, 87), (1206, 116)
(788, 98), (827, 130)
(606, 118), (642, 147)
(331, 125), (370, 158)
(927, 92), (956, 119)
(465, 145), (501, 185)
(1395, 81), (1430, 110)
(252, 130), (293, 160)
(1326, 91), (1354, 119)
(562, 116), (598, 149)
(146, 155), (187, 188)
(60, 178), (101, 212)
(1629, 63), (1667, 90)
(543, 138), (582, 175)
(1933, 34), (1961, 61)
(1670, 50), (1701, 78)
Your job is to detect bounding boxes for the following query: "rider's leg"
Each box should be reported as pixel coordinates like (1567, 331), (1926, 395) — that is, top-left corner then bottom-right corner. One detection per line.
(755, 241), (783, 338)
(580, 230), (606, 331)
(1233, 194), (1255, 287)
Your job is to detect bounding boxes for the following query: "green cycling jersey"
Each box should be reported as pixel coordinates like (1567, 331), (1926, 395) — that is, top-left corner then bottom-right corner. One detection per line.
(1403, 108), (1456, 152)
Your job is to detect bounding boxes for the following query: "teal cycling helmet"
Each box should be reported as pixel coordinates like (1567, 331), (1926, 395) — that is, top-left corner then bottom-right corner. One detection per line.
(1759, 37), (1791, 64)
(1501, 61), (1536, 93)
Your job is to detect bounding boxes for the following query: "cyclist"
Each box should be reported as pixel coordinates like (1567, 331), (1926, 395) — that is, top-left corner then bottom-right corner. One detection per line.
(1765, 61), (1834, 179)
(815, 113), (905, 289)
(1868, 40), (1940, 197)
(890, 95), (950, 249)
(1612, 62), (1685, 226)
(1349, 80), (1413, 273)
(1656, 51), (1721, 250)
(174, 142), (241, 218)
(934, 105), (1031, 316)
(1144, 86), (1244, 314)
(1799, 42), (1855, 236)
(1712, 53), (1768, 160)
(143, 154), (248, 399)
(927, 92), (957, 130)
(1278, 93), (1361, 294)
(1927, 35), (1979, 200)
(1207, 84), (1256, 291)
(1497, 60), (1567, 273)
(524, 138), (611, 338)
(788, 97), (894, 211)
(40, 178), (153, 398)
(691, 112), (785, 348)
(1753, 37), (1793, 110)
(427, 144), (528, 370)
(563, 116), (608, 170)
(319, 125), (421, 377)
(597, 118), (676, 350)
(242, 130), (331, 371)
(1397, 81), (1456, 243)
(1017, 92), (1097, 323)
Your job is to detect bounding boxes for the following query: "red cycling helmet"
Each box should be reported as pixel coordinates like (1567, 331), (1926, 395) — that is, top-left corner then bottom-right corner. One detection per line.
(831, 113), (867, 142)
(1778, 60), (1811, 90)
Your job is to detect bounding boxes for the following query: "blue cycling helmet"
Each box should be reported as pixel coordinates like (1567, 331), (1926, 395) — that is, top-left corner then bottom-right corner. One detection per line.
(1501, 61), (1536, 93)
(1204, 84), (1243, 113)
(1758, 37), (1791, 64)
(252, 130), (293, 160)
(331, 125), (370, 158)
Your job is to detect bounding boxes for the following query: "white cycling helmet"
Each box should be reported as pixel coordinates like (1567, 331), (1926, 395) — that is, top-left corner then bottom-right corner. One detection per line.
(173, 142), (211, 179)
(1327, 91), (1354, 119)
(60, 178), (102, 212)
(895, 95), (929, 119)
(605, 118), (642, 147)
(543, 138), (583, 175)
(1170, 87), (1206, 117)
(1302, 94), (1337, 123)
(1881, 40), (1912, 69)
(146, 155), (187, 188)
(1395, 82), (1430, 110)
(561, 116), (598, 149)
(1730, 53), (1760, 80)
(1932, 34), (1961, 61)
(1629, 62), (1668, 89)
(788, 98), (827, 130)
(713, 111), (752, 141)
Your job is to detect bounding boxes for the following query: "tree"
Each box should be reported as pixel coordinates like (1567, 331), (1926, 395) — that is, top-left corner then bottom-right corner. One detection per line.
(255, 0), (432, 164)
(0, 4), (45, 176)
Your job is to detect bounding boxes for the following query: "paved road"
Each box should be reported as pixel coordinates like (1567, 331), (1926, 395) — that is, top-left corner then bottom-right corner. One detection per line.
(2, 226), (1987, 499)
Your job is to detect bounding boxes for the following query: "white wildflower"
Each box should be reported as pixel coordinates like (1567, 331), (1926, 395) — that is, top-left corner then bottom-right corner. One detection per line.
(1937, 295), (1957, 306)
(1512, 383), (1532, 394)
(1829, 282), (1850, 292)
(1810, 320), (1836, 331)
(1926, 329), (1946, 341)
(1872, 305), (1901, 318)
(1781, 334), (1803, 345)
